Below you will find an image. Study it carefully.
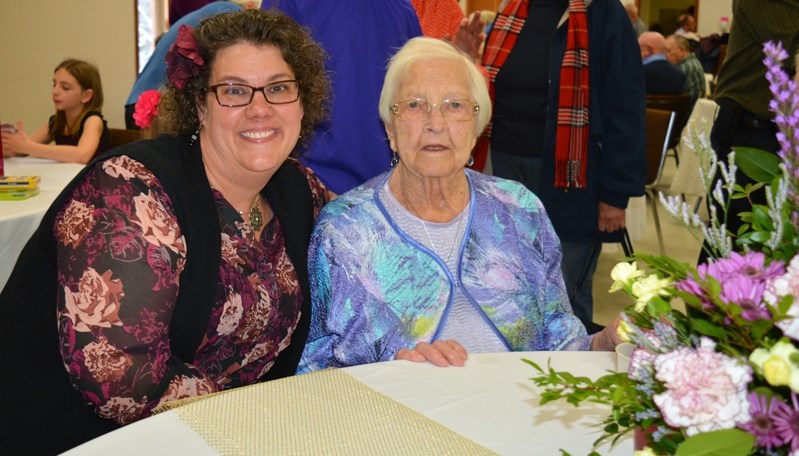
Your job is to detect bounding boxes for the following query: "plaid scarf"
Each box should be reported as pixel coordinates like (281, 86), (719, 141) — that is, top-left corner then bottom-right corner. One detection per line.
(479, 0), (590, 188)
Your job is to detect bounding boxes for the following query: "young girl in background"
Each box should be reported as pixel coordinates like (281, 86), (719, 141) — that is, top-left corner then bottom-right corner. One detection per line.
(1, 59), (110, 164)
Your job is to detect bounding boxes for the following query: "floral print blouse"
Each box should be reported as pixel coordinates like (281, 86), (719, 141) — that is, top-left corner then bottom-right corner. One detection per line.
(54, 155), (331, 424)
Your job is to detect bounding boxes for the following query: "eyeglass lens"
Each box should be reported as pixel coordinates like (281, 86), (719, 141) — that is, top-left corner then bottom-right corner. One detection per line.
(392, 99), (477, 121)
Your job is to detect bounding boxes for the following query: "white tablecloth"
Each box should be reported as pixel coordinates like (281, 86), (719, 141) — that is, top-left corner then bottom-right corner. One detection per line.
(0, 157), (84, 291)
(65, 351), (631, 455)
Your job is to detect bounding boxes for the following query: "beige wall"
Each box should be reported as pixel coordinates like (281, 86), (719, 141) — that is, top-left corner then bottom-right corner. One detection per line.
(0, 0), (136, 131)
(638, 0), (732, 37)
(696, 1), (733, 36)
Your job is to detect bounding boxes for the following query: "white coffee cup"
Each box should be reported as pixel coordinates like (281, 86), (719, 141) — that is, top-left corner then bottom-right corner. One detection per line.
(615, 342), (635, 373)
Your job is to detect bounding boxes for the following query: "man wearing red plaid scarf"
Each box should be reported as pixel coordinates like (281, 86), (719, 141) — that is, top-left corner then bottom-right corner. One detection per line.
(474, 0), (645, 332)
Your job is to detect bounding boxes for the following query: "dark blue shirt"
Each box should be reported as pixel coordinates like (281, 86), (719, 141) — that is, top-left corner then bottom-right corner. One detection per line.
(273, 0), (422, 193)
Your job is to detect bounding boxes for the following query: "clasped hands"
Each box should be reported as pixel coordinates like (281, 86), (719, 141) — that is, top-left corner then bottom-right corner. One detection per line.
(590, 315), (625, 351)
(396, 339), (468, 367)
(397, 316), (625, 367)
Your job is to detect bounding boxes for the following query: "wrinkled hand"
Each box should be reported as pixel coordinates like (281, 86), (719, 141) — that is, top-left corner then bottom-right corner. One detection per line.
(395, 339), (468, 367)
(590, 315), (624, 351)
(446, 11), (486, 61)
(598, 201), (625, 233)
(1, 121), (29, 156)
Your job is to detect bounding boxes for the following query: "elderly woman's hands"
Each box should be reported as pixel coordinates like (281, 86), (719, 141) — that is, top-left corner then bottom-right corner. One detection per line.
(590, 315), (625, 351)
(396, 339), (468, 367)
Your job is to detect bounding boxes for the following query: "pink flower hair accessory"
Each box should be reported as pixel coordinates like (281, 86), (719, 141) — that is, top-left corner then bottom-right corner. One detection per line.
(165, 24), (204, 90)
(132, 90), (161, 129)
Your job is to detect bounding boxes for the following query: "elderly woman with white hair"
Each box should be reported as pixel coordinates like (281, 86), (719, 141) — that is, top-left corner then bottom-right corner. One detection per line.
(299, 37), (622, 372)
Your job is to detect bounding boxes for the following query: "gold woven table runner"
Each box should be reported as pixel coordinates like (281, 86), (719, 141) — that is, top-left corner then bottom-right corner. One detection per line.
(160, 368), (497, 455)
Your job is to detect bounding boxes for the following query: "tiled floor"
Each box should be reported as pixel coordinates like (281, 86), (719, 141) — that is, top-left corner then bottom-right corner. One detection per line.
(591, 157), (704, 326)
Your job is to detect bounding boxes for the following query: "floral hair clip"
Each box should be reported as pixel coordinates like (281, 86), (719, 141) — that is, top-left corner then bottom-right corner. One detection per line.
(165, 24), (204, 90)
(132, 90), (161, 129)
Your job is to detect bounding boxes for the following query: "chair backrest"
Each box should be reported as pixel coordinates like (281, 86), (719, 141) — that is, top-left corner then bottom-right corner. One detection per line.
(646, 93), (691, 150)
(712, 43), (728, 78)
(646, 108), (676, 187)
(108, 128), (143, 149)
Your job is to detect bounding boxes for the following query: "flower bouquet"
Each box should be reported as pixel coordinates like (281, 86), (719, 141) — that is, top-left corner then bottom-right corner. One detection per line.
(527, 42), (799, 456)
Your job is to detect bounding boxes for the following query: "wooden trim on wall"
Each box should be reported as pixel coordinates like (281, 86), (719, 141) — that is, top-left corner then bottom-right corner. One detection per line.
(467, 0), (501, 15)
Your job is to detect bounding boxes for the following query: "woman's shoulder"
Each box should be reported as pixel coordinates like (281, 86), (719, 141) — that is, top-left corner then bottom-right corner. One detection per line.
(84, 110), (104, 120)
(90, 134), (193, 180)
(284, 158), (334, 212)
(79, 111), (106, 128)
(316, 172), (387, 224)
(467, 170), (541, 206)
(87, 154), (160, 187)
(67, 155), (166, 217)
(285, 158), (325, 189)
(79, 111), (107, 132)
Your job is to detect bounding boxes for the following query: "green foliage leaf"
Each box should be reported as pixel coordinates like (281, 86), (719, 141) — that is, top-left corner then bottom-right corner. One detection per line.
(752, 205), (774, 230)
(779, 294), (795, 315)
(522, 358), (545, 374)
(734, 146), (781, 183)
(749, 230), (772, 243)
(675, 429), (755, 456)
(690, 318), (726, 339)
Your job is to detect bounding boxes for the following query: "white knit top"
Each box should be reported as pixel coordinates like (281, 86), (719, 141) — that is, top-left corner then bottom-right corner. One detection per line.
(380, 181), (508, 354)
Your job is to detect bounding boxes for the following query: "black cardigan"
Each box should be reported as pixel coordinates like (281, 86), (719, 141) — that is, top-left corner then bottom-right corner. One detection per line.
(0, 134), (314, 454)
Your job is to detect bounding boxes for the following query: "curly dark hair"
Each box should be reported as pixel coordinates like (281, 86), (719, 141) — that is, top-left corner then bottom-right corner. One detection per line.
(159, 9), (330, 155)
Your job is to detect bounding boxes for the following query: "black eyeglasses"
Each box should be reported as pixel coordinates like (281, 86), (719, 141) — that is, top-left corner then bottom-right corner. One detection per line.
(204, 80), (300, 107)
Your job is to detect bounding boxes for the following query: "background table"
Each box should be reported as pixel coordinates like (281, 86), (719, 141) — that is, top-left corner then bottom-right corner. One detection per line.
(65, 351), (632, 455)
(0, 157), (84, 291)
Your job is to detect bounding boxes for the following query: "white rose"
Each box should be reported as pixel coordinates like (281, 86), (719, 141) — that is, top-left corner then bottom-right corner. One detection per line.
(749, 340), (799, 392)
(631, 274), (672, 312)
(609, 262), (644, 292)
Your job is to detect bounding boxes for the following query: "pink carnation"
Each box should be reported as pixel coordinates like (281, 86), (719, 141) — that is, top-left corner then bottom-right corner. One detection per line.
(653, 337), (752, 436)
(132, 90), (161, 129)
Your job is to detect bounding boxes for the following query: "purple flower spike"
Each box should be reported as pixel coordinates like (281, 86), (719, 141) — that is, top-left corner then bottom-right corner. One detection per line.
(763, 41), (799, 233)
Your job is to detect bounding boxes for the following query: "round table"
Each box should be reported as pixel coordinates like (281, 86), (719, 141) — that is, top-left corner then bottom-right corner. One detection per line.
(0, 157), (84, 291)
(64, 351), (632, 455)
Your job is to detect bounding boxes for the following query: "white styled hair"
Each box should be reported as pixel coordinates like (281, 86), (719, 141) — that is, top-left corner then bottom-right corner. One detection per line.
(378, 37), (492, 135)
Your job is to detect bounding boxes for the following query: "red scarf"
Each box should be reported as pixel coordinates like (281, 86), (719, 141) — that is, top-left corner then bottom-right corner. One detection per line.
(479, 0), (590, 188)
(555, 0), (590, 188)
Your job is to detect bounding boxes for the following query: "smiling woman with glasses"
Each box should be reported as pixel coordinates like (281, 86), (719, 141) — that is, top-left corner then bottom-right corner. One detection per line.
(298, 37), (624, 376)
(0, 9), (334, 454)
